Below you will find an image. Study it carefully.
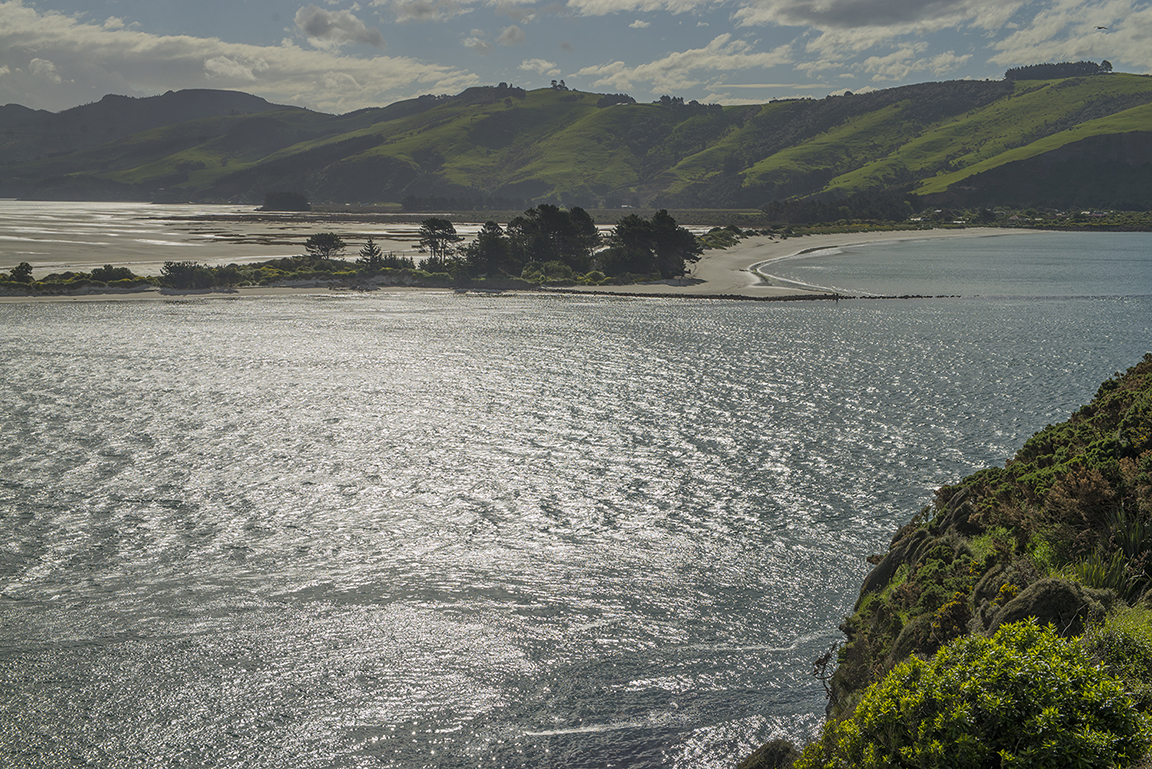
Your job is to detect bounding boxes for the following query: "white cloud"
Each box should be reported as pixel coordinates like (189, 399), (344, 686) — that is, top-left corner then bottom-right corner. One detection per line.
(323, 71), (362, 90)
(519, 57), (560, 75)
(0, 0), (475, 113)
(565, 0), (711, 16)
(630, 19), (650, 28)
(295, 5), (386, 48)
(464, 35), (494, 53)
(576, 34), (792, 93)
(204, 55), (263, 81)
(382, 0), (468, 22)
(927, 51), (971, 75)
(499, 24), (526, 44)
(861, 45), (926, 81)
(29, 58), (63, 84)
(990, 0), (1152, 72)
(103, 16), (124, 30)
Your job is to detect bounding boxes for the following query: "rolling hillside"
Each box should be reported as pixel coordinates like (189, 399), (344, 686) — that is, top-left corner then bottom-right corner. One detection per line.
(2, 74), (1151, 210)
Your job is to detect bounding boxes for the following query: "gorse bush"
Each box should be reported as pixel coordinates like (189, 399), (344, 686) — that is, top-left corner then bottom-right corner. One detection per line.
(797, 620), (1149, 769)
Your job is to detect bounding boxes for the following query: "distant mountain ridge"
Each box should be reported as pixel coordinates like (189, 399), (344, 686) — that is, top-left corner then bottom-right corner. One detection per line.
(0, 89), (287, 163)
(2, 75), (1151, 210)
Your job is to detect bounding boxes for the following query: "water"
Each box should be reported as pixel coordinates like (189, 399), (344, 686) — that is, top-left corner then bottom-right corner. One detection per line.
(765, 231), (1152, 298)
(1, 233), (1151, 768)
(0, 200), (475, 277)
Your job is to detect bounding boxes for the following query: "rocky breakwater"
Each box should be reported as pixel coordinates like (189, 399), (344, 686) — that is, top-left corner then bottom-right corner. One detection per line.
(741, 352), (1152, 769)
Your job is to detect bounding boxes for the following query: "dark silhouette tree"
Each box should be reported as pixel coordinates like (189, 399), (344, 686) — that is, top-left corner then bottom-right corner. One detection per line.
(356, 237), (384, 271)
(9, 262), (34, 283)
(461, 221), (510, 276)
(599, 210), (700, 278)
(90, 264), (136, 282)
(506, 205), (598, 273)
(304, 232), (346, 259)
(161, 261), (214, 289)
(417, 218), (462, 262)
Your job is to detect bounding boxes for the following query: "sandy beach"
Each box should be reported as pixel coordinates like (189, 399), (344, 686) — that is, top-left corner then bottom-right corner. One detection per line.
(555, 226), (1038, 298)
(0, 227), (1036, 303)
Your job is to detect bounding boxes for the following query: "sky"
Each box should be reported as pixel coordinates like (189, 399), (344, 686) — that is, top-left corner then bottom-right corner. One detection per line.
(1, 0), (1148, 114)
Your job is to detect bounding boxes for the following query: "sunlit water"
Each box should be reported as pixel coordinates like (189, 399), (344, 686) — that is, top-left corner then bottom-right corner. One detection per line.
(1, 234), (1151, 768)
(766, 231), (1152, 298)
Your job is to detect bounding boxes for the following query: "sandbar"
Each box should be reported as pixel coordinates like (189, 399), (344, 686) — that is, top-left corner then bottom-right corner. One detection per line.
(554, 227), (1038, 298)
(0, 227), (1037, 303)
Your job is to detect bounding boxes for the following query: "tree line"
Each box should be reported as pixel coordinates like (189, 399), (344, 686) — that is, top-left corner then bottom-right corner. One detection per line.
(1004, 60), (1113, 80)
(2, 207), (702, 292)
(413, 205), (701, 283)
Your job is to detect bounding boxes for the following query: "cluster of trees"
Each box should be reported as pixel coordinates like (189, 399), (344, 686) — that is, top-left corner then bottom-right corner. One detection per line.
(654, 95), (723, 113)
(596, 93), (636, 107)
(412, 205), (702, 282)
(1, 262), (152, 289)
(1005, 60), (1113, 80)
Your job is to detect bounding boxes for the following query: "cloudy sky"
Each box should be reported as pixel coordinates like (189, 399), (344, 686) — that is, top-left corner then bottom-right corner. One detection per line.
(1, 0), (1148, 114)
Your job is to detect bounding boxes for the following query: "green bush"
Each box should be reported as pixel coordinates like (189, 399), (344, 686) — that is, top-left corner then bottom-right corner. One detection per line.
(797, 620), (1149, 769)
(1083, 607), (1152, 712)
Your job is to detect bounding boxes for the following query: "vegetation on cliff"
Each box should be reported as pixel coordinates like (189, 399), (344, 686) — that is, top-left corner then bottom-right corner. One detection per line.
(777, 354), (1152, 768)
(799, 621), (1148, 768)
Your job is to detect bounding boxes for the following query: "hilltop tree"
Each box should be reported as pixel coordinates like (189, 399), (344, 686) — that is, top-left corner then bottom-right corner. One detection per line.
(304, 232), (346, 259)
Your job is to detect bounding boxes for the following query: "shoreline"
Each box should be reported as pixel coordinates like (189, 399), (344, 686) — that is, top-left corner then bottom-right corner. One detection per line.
(551, 226), (1039, 298)
(0, 227), (1040, 304)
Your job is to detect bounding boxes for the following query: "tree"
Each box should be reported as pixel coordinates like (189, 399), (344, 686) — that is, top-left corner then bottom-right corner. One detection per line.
(161, 261), (214, 290)
(505, 205), (598, 273)
(304, 232), (346, 259)
(795, 620), (1149, 769)
(461, 221), (510, 276)
(417, 218), (462, 262)
(356, 237), (384, 271)
(650, 209), (702, 278)
(599, 210), (700, 278)
(90, 264), (136, 282)
(9, 262), (33, 283)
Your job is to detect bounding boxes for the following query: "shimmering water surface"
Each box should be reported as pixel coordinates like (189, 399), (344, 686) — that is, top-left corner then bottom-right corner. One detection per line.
(766, 230), (1152, 297)
(2, 233), (1151, 768)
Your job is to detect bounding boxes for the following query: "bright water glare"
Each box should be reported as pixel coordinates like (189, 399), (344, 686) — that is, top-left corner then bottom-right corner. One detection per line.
(1, 232), (1151, 768)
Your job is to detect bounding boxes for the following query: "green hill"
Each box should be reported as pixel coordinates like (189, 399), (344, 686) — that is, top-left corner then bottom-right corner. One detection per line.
(3, 74), (1151, 210)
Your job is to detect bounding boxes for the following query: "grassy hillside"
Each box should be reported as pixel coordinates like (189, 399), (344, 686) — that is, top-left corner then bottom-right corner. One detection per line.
(4, 74), (1151, 209)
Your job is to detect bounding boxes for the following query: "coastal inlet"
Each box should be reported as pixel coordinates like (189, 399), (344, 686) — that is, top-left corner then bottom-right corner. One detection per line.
(2, 234), (1152, 767)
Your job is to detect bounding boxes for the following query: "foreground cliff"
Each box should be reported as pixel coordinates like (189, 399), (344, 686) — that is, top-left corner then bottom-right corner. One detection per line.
(743, 353), (1152, 768)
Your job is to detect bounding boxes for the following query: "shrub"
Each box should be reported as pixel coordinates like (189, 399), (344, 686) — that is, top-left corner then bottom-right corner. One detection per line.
(796, 620), (1149, 769)
(1083, 606), (1152, 712)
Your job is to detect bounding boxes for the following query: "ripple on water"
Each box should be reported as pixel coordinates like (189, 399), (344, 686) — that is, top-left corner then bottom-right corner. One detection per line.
(1, 286), (1150, 768)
